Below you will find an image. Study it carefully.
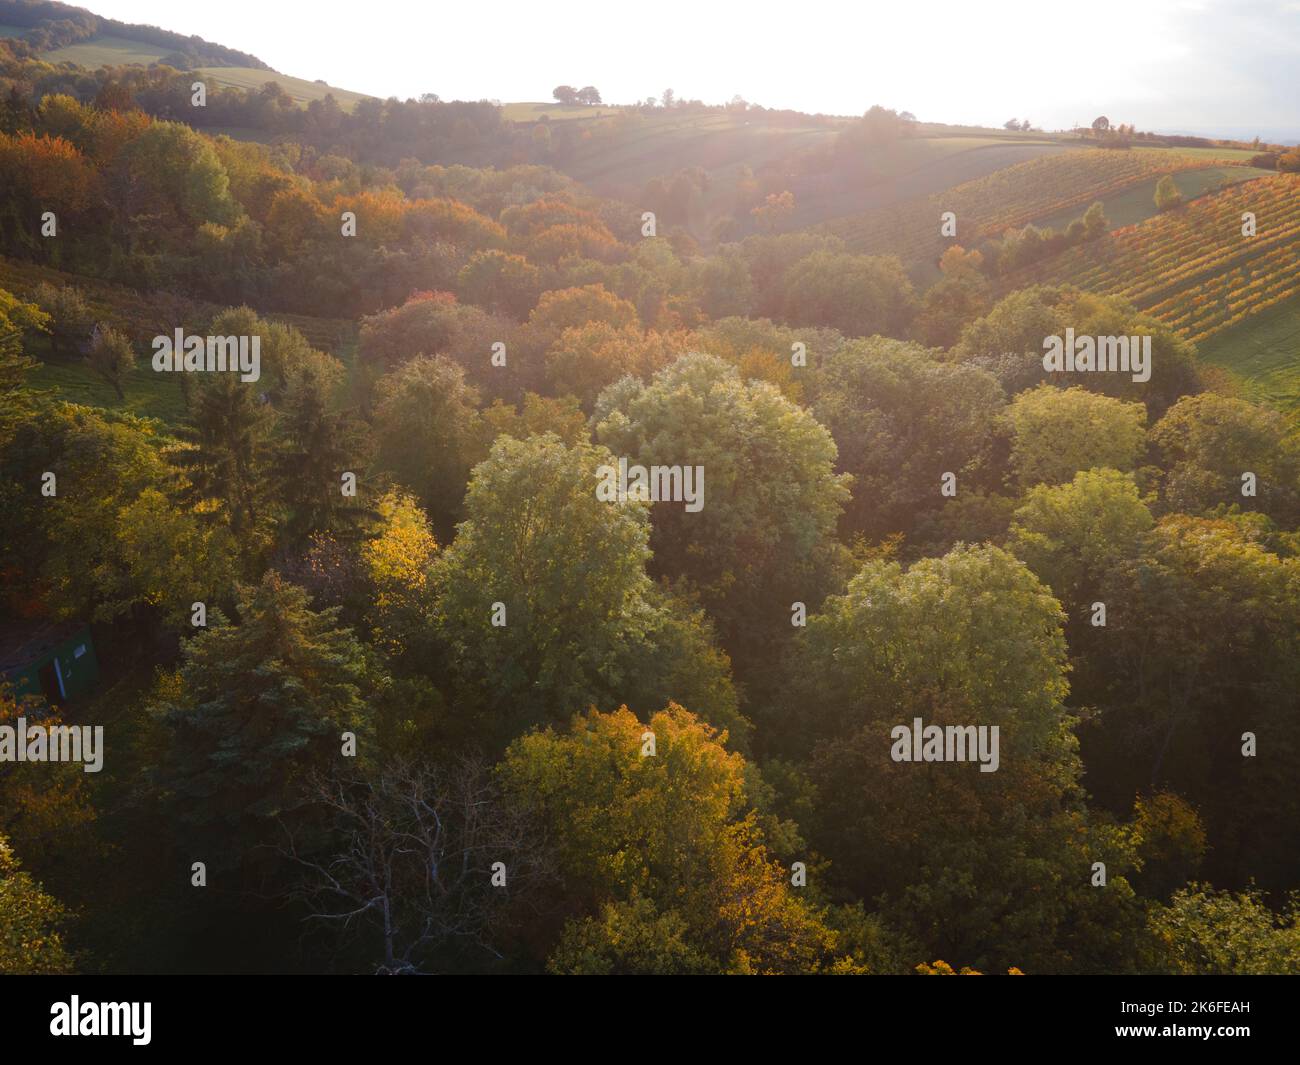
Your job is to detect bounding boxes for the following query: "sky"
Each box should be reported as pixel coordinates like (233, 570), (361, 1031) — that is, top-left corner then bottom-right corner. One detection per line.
(89, 0), (1300, 137)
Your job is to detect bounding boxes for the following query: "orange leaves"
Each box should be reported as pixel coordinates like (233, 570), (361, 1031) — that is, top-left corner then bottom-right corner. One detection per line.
(0, 132), (96, 215)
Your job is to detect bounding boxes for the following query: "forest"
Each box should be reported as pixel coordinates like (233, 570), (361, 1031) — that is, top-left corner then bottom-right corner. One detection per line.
(0, 0), (1298, 978)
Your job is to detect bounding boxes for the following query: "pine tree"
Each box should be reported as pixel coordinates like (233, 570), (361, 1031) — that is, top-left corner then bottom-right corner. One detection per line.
(151, 572), (373, 866)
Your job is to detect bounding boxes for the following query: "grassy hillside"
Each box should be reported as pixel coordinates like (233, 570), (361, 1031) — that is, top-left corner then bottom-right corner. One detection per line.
(501, 102), (623, 122)
(43, 35), (373, 110)
(559, 111), (836, 190)
(1, 256), (353, 426)
(555, 112), (1070, 242)
(46, 33), (171, 66)
(789, 136), (1065, 231)
(1196, 293), (1300, 425)
(1031, 164), (1274, 232)
(196, 66), (374, 110)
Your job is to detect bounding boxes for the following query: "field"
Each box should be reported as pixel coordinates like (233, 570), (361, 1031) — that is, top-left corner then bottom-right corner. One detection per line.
(559, 111), (836, 191)
(195, 66), (374, 110)
(1017, 172), (1300, 342)
(42, 34), (374, 111)
(46, 34), (173, 67)
(27, 345), (190, 424)
(1196, 293), (1300, 424)
(1030, 165), (1274, 233)
(788, 136), (1065, 230)
(501, 102), (623, 122)
(1, 256), (353, 426)
(554, 113), (1071, 242)
(826, 147), (1259, 271)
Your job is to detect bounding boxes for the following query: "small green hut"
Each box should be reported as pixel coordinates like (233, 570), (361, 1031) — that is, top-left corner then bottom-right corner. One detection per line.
(0, 620), (100, 705)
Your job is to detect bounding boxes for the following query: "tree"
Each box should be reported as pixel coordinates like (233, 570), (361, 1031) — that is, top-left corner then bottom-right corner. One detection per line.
(1, 400), (231, 626)
(1008, 468), (1154, 619)
(1149, 885), (1300, 974)
(955, 285), (1201, 414)
(551, 85), (578, 106)
(576, 86), (602, 106)
(1004, 384), (1147, 486)
(1081, 200), (1109, 240)
(432, 433), (742, 744)
(785, 545), (1152, 972)
(781, 250), (917, 337)
(1096, 515), (1300, 890)
(1154, 174), (1183, 211)
(456, 250), (542, 319)
(176, 371), (275, 544)
(32, 283), (91, 357)
(1091, 116), (1110, 133)
(544, 322), (684, 409)
(500, 704), (844, 974)
(750, 190), (794, 233)
(1003, 118), (1020, 131)
(371, 354), (484, 538)
(0, 287), (47, 449)
(1151, 392), (1300, 525)
(361, 489), (438, 661)
(811, 338), (1005, 536)
(594, 353), (851, 668)
(527, 284), (639, 334)
(85, 323), (134, 401)
(151, 572), (374, 866)
(0, 831), (74, 974)
(271, 361), (371, 547)
(912, 247), (990, 348)
(281, 757), (555, 973)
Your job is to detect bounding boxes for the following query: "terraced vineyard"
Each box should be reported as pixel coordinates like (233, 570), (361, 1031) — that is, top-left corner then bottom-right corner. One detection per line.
(827, 147), (1252, 266)
(1015, 173), (1300, 342)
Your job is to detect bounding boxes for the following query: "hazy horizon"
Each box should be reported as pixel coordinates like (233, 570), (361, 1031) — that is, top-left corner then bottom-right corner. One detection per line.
(84, 0), (1300, 139)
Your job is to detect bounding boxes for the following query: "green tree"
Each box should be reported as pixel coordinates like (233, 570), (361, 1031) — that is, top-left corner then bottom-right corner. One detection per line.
(1149, 885), (1300, 974)
(595, 353), (851, 668)
(500, 705), (842, 974)
(810, 338), (1005, 537)
(272, 361), (371, 547)
(1005, 384), (1147, 487)
(151, 572), (373, 865)
(86, 323), (135, 401)
(955, 286), (1201, 414)
(1154, 174), (1183, 211)
(0, 287), (47, 449)
(433, 433), (742, 744)
(371, 354), (484, 537)
(176, 372), (275, 545)
(32, 282), (91, 357)
(1152, 392), (1300, 525)
(1096, 515), (1300, 889)
(781, 250), (917, 338)
(786, 545), (1151, 972)
(1008, 468), (1154, 620)
(0, 831), (74, 974)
